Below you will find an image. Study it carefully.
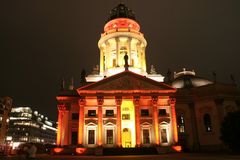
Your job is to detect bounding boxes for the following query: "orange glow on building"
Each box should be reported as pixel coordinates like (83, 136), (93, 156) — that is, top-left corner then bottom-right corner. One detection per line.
(56, 105), (64, 146)
(170, 98), (178, 143)
(78, 98), (85, 145)
(53, 148), (63, 153)
(97, 97), (103, 146)
(153, 105), (160, 145)
(172, 145), (182, 152)
(134, 97), (141, 147)
(75, 148), (87, 154)
(116, 97), (122, 147)
(55, 3), (179, 153)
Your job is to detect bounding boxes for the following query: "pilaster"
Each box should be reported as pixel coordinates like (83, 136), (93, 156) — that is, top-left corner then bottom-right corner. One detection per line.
(115, 96), (122, 147)
(97, 96), (104, 146)
(57, 103), (70, 146)
(169, 98), (178, 144)
(78, 96), (86, 145)
(152, 96), (159, 145)
(134, 96), (140, 147)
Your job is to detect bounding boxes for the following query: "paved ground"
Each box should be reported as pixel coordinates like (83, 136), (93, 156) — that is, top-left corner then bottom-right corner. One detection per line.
(1, 153), (240, 160)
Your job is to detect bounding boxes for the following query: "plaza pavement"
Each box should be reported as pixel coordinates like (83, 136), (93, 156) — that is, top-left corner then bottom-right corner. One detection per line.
(1, 153), (240, 160)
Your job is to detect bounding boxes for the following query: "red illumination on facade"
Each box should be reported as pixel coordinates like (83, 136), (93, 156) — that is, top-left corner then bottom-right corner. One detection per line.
(97, 97), (104, 146)
(56, 111), (62, 145)
(152, 96), (160, 145)
(172, 145), (182, 152)
(104, 18), (140, 33)
(53, 148), (63, 153)
(170, 98), (178, 143)
(75, 148), (86, 154)
(134, 96), (141, 147)
(78, 98), (85, 145)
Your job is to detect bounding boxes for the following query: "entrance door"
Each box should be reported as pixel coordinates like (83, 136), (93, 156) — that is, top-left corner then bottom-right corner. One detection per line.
(122, 128), (131, 148)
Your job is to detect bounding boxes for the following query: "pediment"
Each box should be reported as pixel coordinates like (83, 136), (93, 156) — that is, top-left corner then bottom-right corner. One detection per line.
(77, 71), (175, 94)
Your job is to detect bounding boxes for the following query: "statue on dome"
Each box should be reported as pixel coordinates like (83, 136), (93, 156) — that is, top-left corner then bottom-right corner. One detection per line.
(124, 53), (129, 70)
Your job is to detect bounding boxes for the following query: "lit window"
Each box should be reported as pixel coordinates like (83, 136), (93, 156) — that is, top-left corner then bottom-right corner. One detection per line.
(160, 128), (168, 143)
(203, 114), (212, 132)
(141, 109), (149, 116)
(88, 110), (96, 117)
(177, 115), (185, 133)
(143, 129), (150, 144)
(6, 136), (12, 141)
(106, 130), (113, 144)
(158, 109), (167, 116)
(122, 114), (130, 120)
(88, 130), (95, 144)
(106, 110), (114, 117)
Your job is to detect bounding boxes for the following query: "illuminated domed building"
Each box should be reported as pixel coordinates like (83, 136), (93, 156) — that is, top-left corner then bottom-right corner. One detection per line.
(56, 4), (178, 154)
(56, 4), (240, 154)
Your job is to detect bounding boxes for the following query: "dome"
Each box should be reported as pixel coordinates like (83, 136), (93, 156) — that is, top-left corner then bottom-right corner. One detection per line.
(107, 3), (136, 22)
(172, 69), (213, 89)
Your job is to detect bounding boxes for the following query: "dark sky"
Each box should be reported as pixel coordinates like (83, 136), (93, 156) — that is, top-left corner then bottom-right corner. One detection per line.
(1, 0), (240, 121)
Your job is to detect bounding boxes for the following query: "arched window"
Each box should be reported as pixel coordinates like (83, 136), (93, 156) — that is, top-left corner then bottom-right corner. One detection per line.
(177, 115), (185, 133)
(203, 114), (212, 132)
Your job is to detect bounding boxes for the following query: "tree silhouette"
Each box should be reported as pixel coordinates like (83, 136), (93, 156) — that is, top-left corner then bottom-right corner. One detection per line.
(220, 111), (240, 152)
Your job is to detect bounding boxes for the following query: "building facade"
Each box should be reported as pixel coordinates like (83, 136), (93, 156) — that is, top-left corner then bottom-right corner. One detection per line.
(56, 4), (178, 150)
(170, 69), (240, 151)
(6, 107), (57, 149)
(0, 97), (12, 146)
(56, 3), (240, 153)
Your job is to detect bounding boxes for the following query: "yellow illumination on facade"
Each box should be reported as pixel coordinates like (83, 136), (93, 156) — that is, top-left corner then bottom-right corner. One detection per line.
(121, 100), (136, 148)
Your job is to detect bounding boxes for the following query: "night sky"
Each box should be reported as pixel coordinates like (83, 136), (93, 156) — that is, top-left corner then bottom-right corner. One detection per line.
(1, 0), (240, 121)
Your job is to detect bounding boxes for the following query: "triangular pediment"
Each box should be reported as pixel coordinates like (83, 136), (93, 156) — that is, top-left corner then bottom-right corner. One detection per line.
(77, 71), (175, 94)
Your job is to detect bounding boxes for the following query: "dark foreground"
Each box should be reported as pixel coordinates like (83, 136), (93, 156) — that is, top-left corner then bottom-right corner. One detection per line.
(1, 153), (240, 160)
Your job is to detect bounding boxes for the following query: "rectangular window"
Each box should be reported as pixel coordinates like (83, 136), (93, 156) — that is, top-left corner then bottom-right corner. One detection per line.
(143, 129), (150, 144)
(122, 114), (130, 120)
(158, 109), (167, 116)
(161, 129), (168, 143)
(88, 110), (96, 117)
(141, 109), (149, 116)
(106, 110), (114, 117)
(106, 130), (113, 144)
(88, 130), (95, 144)
(72, 113), (79, 120)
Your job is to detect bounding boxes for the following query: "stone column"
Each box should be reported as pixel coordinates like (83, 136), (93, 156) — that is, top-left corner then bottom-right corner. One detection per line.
(97, 96), (104, 146)
(141, 44), (146, 72)
(136, 42), (141, 69)
(169, 98), (178, 144)
(152, 96), (159, 145)
(100, 47), (104, 75)
(127, 37), (132, 66)
(115, 37), (120, 66)
(56, 105), (63, 146)
(115, 96), (122, 147)
(57, 103), (70, 146)
(134, 96), (141, 147)
(78, 97), (86, 145)
(105, 41), (110, 69)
